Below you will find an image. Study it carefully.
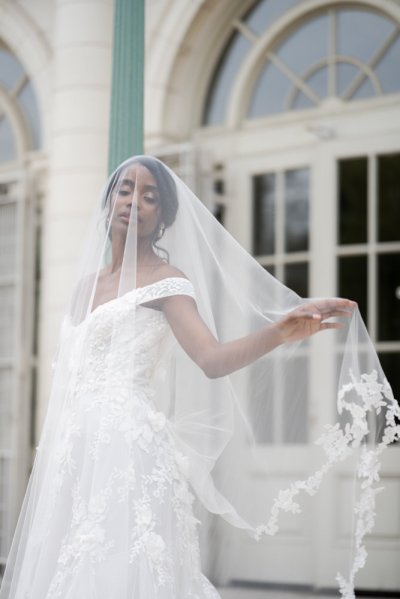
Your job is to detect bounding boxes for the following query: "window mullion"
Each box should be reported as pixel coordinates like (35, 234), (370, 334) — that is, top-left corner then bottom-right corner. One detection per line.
(233, 20), (258, 44)
(267, 53), (320, 105)
(12, 75), (28, 99)
(343, 28), (399, 100)
(328, 9), (336, 97)
(367, 26), (400, 71)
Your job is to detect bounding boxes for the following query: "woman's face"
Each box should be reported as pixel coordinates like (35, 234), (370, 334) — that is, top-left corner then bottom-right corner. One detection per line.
(109, 163), (161, 240)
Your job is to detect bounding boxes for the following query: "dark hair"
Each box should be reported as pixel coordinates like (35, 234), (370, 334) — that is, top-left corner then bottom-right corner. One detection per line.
(103, 156), (178, 228)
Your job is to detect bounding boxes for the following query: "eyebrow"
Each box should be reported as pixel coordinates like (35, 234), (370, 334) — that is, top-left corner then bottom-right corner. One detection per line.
(143, 184), (159, 193)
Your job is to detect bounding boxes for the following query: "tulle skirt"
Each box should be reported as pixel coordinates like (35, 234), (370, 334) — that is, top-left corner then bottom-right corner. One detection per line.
(1, 387), (221, 599)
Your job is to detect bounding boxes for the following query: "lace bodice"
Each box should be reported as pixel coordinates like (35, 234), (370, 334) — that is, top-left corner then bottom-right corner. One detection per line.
(62, 277), (196, 397)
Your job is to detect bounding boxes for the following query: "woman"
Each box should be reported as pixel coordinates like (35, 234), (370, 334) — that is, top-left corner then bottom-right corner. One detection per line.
(1, 156), (397, 599)
(98, 158), (352, 373)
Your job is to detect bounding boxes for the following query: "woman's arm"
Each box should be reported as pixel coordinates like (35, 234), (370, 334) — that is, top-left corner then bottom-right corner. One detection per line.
(162, 294), (356, 379)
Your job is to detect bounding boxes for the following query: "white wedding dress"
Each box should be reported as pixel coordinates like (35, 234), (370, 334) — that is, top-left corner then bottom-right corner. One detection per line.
(3, 151), (398, 599)
(15, 277), (220, 599)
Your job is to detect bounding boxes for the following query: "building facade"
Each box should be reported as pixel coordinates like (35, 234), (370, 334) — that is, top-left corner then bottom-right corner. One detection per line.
(0, 0), (399, 591)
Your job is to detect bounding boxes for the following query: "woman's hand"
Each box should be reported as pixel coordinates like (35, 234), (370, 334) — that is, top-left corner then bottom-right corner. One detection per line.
(275, 299), (357, 344)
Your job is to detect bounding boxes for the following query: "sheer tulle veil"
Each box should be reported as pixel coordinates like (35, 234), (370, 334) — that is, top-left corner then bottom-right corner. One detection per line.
(1, 155), (399, 599)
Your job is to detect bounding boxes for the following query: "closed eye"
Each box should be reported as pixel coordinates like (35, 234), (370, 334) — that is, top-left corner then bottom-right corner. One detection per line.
(144, 195), (159, 204)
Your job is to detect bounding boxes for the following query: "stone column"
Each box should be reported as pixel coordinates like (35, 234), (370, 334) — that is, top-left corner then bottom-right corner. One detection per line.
(38, 0), (113, 434)
(108, 0), (144, 172)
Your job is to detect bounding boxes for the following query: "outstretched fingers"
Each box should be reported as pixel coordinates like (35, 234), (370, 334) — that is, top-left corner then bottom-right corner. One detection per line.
(320, 321), (343, 330)
(320, 309), (353, 320)
(311, 299), (357, 320)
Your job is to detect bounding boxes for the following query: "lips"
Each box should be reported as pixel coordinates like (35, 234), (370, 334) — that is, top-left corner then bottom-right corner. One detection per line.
(120, 211), (137, 223)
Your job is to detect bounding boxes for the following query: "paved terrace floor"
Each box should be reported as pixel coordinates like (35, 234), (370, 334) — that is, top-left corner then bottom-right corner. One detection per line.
(218, 585), (392, 598)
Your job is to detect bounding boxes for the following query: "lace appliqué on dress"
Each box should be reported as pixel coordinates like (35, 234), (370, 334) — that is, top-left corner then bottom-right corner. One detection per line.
(39, 277), (214, 598)
(46, 480), (115, 599)
(136, 277), (195, 306)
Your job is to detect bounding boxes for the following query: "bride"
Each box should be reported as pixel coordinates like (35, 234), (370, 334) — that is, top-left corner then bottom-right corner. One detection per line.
(0, 156), (397, 599)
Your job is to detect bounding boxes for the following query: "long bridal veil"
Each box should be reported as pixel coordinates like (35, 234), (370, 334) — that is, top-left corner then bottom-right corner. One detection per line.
(1, 155), (399, 599)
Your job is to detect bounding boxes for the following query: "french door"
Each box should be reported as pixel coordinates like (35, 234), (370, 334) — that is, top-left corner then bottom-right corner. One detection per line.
(213, 138), (400, 591)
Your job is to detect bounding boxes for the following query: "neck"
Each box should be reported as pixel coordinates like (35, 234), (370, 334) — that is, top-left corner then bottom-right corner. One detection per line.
(137, 234), (159, 266)
(109, 233), (157, 273)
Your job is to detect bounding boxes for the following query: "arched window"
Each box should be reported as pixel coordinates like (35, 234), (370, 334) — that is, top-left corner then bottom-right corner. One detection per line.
(0, 42), (42, 568)
(0, 41), (42, 156)
(203, 1), (400, 125)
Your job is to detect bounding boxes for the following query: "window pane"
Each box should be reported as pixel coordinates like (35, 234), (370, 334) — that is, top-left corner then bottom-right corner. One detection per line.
(203, 33), (251, 125)
(284, 168), (309, 252)
(0, 369), (13, 451)
(249, 362), (274, 444)
(248, 61), (292, 117)
(337, 9), (395, 64)
(375, 36), (400, 95)
(338, 255), (368, 323)
(275, 13), (328, 77)
(291, 90), (314, 110)
(305, 66), (327, 100)
(378, 353), (400, 409)
(212, 202), (225, 225)
(17, 81), (42, 149)
(0, 48), (24, 90)
(253, 174), (275, 255)
(378, 153), (400, 242)
(0, 200), (17, 276)
(283, 356), (308, 444)
(337, 63), (362, 97)
(284, 262), (308, 298)
(337, 63), (376, 100)
(0, 457), (11, 557)
(245, 0), (299, 36)
(263, 264), (275, 277)
(338, 157), (368, 245)
(351, 77), (375, 101)
(378, 253), (400, 341)
(0, 285), (15, 359)
(0, 116), (18, 163)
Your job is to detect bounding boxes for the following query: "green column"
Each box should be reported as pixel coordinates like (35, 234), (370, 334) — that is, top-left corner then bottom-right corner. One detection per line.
(108, 0), (145, 174)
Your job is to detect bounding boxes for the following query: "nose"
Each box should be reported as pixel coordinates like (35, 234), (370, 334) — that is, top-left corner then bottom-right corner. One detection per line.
(128, 190), (138, 209)
(130, 195), (139, 211)
(130, 189), (145, 210)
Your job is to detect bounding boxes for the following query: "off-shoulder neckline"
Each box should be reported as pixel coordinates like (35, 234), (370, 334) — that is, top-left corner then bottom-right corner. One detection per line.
(68, 276), (192, 328)
(134, 276), (190, 296)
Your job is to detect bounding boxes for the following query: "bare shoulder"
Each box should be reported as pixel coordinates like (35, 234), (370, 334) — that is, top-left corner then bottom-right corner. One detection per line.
(157, 263), (188, 282)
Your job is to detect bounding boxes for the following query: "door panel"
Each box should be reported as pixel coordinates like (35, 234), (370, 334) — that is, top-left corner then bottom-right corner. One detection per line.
(216, 144), (400, 591)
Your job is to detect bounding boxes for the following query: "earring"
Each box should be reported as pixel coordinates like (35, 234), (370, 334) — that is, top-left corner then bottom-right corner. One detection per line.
(156, 222), (166, 240)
